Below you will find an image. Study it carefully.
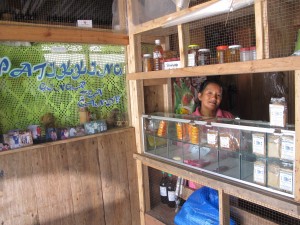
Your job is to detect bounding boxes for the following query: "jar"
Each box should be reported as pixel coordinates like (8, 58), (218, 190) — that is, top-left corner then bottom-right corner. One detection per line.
(240, 47), (250, 62)
(142, 53), (153, 72)
(228, 45), (241, 62)
(216, 45), (229, 64)
(188, 44), (199, 67)
(198, 48), (211, 65)
(249, 46), (256, 60)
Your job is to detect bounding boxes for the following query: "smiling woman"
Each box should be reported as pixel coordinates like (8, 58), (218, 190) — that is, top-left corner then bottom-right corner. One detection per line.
(192, 79), (234, 119)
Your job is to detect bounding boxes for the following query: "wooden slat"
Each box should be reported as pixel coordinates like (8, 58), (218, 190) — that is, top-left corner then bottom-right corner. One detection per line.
(0, 23), (129, 45)
(254, 0), (265, 60)
(127, 56), (300, 80)
(295, 70), (300, 202)
(219, 190), (230, 225)
(134, 153), (300, 219)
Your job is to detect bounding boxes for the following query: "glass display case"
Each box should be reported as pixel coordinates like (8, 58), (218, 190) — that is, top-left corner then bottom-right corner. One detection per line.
(142, 112), (295, 197)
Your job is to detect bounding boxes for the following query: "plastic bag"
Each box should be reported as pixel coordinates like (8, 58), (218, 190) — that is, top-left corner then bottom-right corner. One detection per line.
(174, 186), (236, 225)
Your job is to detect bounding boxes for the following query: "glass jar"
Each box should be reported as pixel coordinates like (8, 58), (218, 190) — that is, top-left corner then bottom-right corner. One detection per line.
(240, 47), (250, 62)
(228, 45), (241, 62)
(142, 53), (153, 72)
(188, 44), (199, 67)
(216, 45), (229, 64)
(198, 48), (211, 65)
(249, 46), (257, 60)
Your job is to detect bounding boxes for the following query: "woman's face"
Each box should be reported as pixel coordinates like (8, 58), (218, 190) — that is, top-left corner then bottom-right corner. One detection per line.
(198, 83), (222, 112)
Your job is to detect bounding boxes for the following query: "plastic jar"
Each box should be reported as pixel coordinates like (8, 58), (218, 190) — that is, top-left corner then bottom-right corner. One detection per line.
(228, 45), (241, 62)
(198, 48), (211, 65)
(142, 53), (153, 72)
(188, 44), (199, 67)
(249, 46), (257, 60)
(240, 47), (250, 62)
(216, 45), (229, 64)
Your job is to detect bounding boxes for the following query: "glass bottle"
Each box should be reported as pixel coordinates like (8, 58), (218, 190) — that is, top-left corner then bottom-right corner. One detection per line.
(187, 44), (199, 67)
(159, 171), (168, 204)
(153, 39), (164, 71)
(142, 53), (153, 72)
(240, 47), (250, 62)
(228, 45), (241, 62)
(198, 48), (211, 65)
(167, 173), (176, 208)
(216, 45), (229, 64)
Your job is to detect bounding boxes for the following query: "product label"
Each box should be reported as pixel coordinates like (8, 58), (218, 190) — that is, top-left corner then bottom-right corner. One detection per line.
(281, 137), (294, 161)
(188, 53), (196, 67)
(280, 171), (293, 193)
(269, 104), (285, 127)
(220, 136), (230, 149)
(168, 191), (175, 201)
(252, 136), (265, 155)
(254, 164), (265, 184)
(164, 61), (181, 70)
(207, 133), (217, 145)
(153, 51), (162, 59)
(160, 186), (167, 197)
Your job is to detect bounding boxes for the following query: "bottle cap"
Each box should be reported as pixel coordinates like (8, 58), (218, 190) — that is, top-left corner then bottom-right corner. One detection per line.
(216, 45), (229, 50)
(228, 45), (242, 49)
(240, 47), (250, 51)
(198, 48), (210, 52)
(250, 46), (256, 50)
(143, 53), (152, 58)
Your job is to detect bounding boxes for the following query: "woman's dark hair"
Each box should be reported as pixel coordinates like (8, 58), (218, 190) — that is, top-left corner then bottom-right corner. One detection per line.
(198, 79), (223, 93)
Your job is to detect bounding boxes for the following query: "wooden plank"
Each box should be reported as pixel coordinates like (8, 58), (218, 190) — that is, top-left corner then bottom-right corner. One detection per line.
(145, 213), (166, 225)
(0, 23), (129, 45)
(254, 0), (265, 59)
(219, 189), (230, 225)
(144, 79), (169, 86)
(134, 153), (300, 219)
(295, 70), (300, 202)
(97, 132), (132, 225)
(127, 56), (300, 80)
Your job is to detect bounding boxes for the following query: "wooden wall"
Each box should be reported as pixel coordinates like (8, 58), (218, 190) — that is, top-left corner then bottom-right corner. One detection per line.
(0, 128), (140, 225)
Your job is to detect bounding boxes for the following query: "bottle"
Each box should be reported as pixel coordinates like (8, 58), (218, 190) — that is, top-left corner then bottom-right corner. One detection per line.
(240, 47), (250, 62)
(159, 171), (168, 204)
(153, 39), (164, 71)
(142, 53), (153, 72)
(167, 173), (176, 208)
(187, 44), (199, 67)
(216, 45), (229, 64)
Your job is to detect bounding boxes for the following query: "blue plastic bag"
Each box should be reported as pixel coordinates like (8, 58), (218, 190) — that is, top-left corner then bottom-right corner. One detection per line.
(174, 186), (236, 225)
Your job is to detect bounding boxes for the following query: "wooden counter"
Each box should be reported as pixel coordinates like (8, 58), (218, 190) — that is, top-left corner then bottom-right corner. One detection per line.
(0, 127), (140, 225)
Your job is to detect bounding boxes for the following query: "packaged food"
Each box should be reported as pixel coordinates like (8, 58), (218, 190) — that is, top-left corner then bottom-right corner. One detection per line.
(157, 120), (167, 137)
(253, 158), (266, 186)
(228, 45), (241, 62)
(219, 132), (240, 151)
(187, 44), (199, 67)
(279, 162), (293, 194)
(216, 45), (229, 64)
(252, 133), (266, 156)
(198, 48), (210, 65)
(267, 161), (280, 190)
(267, 134), (281, 158)
(189, 124), (199, 145)
(207, 129), (218, 149)
(269, 97), (288, 127)
(142, 53), (153, 72)
(281, 135), (294, 161)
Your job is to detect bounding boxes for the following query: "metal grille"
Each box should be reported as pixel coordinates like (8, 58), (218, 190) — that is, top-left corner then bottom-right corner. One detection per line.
(0, 42), (127, 133)
(0, 0), (114, 29)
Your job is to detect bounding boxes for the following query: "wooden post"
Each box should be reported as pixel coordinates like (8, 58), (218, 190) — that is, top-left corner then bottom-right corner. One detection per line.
(219, 189), (230, 225)
(294, 70), (300, 202)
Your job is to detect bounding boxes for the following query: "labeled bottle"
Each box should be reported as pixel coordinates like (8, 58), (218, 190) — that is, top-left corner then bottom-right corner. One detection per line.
(142, 53), (153, 72)
(159, 171), (168, 204)
(167, 173), (176, 208)
(216, 45), (229, 64)
(153, 39), (164, 71)
(187, 44), (199, 67)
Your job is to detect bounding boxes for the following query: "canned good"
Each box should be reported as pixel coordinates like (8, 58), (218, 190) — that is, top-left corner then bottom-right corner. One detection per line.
(188, 44), (199, 67)
(216, 45), (229, 64)
(198, 48), (210, 65)
(228, 45), (241, 62)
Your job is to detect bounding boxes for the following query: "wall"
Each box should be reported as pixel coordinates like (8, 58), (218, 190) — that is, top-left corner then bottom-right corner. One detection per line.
(0, 128), (140, 225)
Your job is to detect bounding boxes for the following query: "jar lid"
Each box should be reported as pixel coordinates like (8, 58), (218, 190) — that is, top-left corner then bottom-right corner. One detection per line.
(216, 45), (229, 50)
(188, 44), (200, 49)
(250, 46), (256, 50)
(143, 53), (152, 58)
(229, 45), (242, 49)
(198, 48), (210, 52)
(240, 47), (250, 51)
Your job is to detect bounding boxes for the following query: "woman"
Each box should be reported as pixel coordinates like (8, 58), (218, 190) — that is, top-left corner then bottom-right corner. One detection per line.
(193, 80), (234, 119)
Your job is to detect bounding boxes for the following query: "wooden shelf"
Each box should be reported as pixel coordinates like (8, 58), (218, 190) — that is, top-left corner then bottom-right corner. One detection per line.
(127, 56), (300, 80)
(134, 153), (300, 220)
(145, 203), (177, 225)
